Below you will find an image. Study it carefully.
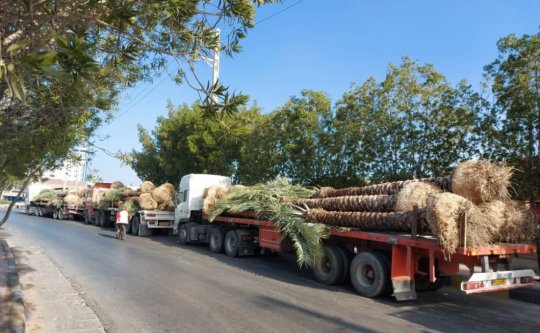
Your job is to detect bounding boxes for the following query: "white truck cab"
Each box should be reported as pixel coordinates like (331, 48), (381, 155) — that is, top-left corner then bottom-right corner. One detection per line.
(174, 174), (231, 233)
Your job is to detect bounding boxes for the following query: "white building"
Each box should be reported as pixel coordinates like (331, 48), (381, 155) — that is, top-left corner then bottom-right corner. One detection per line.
(24, 147), (90, 204)
(42, 146), (90, 182)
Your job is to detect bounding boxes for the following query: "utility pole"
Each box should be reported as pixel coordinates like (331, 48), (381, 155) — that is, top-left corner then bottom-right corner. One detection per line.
(211, 28), (220, 103)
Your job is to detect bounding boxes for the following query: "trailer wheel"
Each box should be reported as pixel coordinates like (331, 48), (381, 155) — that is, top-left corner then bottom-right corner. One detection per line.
(93, 210), (99, 225)
(131, 215), (140, 236)
(126, 218), (133, 234)
(100, 210), (108, 227)
(313, 245), (345, 285)
(53, 209), (58, 219)
(58, 208), (65, 220)
(209, 228), (226, 253)
(336, 247), (352, 283)
(178, 223), (189, 245)
(224, 230), (239, 257)
(350, 252), (392, 298)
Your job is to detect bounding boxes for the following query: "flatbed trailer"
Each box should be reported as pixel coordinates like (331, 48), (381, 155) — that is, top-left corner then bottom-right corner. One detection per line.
(27, 201), (84, 220)
(128, 210), (175, 236)
(178, 214), (537, 301)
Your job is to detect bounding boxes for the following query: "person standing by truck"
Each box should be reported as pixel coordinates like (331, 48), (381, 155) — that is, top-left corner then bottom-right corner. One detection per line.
(116, 207), (129, 240)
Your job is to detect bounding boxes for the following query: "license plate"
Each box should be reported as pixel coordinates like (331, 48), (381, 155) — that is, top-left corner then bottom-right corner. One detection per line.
(492, 279), (506, 286)
(158, 221), (170, 226)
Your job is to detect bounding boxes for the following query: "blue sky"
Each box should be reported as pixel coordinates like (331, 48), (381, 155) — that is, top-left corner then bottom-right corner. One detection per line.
(91, 0), (540, 186)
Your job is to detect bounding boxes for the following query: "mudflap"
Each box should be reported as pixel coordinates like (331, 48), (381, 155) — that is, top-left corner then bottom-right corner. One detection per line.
(392, 278), (417, 301)
(138, 221), (153, 236)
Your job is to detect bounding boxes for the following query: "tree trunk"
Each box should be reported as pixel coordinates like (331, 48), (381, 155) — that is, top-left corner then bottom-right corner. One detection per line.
(0, 170), (35, 227)
(311, 176), (451, 198)
(297, 195), (397, 212)
(304, 208), (429, 233)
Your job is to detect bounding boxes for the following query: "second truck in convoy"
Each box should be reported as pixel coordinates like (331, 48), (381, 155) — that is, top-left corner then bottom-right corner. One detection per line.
(84, 182), (175, 236)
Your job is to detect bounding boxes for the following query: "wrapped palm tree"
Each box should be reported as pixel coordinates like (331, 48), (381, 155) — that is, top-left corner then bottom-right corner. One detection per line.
(297, 195), (397, 212)
(208, 178), (327, 268)
(303, 208), (429, 233)
(312, 176), (451, 198)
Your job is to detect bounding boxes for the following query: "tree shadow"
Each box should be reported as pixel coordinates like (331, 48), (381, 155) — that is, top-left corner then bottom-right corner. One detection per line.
(9, 247), (37, 277)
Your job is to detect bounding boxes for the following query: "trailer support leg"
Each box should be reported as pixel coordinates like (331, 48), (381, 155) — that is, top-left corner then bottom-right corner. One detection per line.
(391, 245), (417, 301)
(480, 255), (490, 273)
(429, 249), (436, 283)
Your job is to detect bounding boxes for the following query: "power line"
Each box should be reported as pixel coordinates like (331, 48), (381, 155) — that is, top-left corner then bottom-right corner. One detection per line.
(256, 0), (306, 25)
(110, 0), (306, 123)
(109, 75), (169, 124)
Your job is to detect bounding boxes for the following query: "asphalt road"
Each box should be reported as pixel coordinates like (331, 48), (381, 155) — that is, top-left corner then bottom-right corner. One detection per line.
(3, 210), (539, 333)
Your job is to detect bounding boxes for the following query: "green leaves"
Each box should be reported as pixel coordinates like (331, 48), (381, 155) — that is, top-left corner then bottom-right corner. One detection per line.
(483, 28), (540, 200)
(127, 101), (263, 185)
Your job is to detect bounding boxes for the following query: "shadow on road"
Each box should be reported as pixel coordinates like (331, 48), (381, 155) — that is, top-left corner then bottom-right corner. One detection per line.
(98, 233), (118, 240)
(253, 294), (381, 333)
(144, 233), (364, 297)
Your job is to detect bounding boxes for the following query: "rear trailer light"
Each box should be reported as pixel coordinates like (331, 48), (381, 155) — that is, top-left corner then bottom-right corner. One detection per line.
(463, 281), (484, 291)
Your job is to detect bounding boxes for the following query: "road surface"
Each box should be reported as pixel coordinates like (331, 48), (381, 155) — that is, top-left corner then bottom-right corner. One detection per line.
(2, 210), (539, 332)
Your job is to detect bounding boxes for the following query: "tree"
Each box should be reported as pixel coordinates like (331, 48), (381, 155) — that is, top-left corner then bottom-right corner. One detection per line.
(1, 0), (276, 110)
(0, 1), (277, 225)
(128, 101), (263, 185)
(265, 90), (333, 185)
(484, 28), (540, 200)
(333, 58), (482, 183)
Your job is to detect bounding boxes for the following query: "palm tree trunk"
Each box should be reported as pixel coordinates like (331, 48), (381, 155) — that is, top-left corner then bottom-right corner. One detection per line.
(304, 208), (429, 233)
(298, 195), (396, 212)
(312, 176), (451, 198)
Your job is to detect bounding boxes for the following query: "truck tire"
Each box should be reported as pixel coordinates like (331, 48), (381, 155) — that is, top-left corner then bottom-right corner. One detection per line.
(126, 218), (132, 234)
(58, 208), (65, 220)
(178, 223), (189, 245)
(131, 216), (140, 236)
(350, 252), (392, 298)
(99, 210), (107, 228)
(102, 211), (109, 227)
(84, 210), (91, 224)
(209, 228), (226, 253)
(312, 245), (345, 285)
(53, 209), (59, 219)
(336, 246), (352, 283)
(93, 210), (100, 226)
(224, 230), (240, 257)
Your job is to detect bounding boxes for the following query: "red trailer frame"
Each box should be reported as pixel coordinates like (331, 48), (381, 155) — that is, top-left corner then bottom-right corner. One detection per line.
(211, 214), (537, 300)
(84, 182), (111, 224)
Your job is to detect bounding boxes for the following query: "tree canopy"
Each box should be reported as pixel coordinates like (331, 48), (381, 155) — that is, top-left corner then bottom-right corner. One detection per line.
(484, 28), (540, 200)
(129, 58), (487, 187)
(0, 0), (277, 225)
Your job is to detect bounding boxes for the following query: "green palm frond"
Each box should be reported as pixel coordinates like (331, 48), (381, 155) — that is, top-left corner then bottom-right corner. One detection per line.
(208, 178), (325, 267)
(98, 188), (127, 209)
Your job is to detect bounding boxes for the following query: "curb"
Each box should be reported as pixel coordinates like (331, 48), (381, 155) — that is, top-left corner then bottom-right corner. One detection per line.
(1, 240), (25, 333)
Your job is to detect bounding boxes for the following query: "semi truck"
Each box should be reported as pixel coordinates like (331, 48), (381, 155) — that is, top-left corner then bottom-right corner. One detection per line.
(84, 182), (175, 236)
(173, 174), (537, 301)
(27, 186), (86, 220)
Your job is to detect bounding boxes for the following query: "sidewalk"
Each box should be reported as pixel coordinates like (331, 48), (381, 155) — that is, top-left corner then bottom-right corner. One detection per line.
(0, 228), (105, 333)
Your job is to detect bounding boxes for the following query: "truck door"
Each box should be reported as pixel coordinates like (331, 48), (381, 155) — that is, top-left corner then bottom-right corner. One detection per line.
(175, 189), (190, 221)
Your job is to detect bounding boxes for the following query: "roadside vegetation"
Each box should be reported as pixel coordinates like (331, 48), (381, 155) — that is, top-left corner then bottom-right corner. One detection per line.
(128, 29), (540, 201)
(0, 0), (277, 225)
